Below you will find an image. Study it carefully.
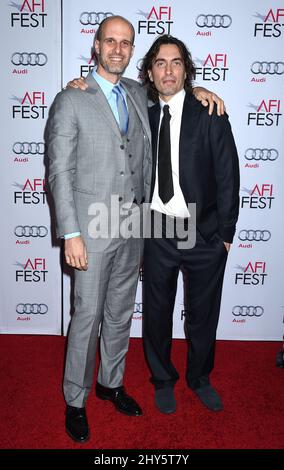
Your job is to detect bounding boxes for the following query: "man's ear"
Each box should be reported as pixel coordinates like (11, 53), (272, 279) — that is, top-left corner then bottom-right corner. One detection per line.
(130, 45), (135, 58)
(148, 70), (153, 82)
(94, 40), (100, 55)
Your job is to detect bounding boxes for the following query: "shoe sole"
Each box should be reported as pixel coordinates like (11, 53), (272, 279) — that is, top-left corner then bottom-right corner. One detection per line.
(96, 393), (142, 416)
(155, 406), (176, 414)
(66, 428), (90, 443)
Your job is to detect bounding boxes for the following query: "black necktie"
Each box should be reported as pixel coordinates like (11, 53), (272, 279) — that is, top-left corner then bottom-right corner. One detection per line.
(158, 104), (174, 204)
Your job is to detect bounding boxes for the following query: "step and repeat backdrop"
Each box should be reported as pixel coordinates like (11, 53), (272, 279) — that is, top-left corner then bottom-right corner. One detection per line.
(1, 0), (283, 340)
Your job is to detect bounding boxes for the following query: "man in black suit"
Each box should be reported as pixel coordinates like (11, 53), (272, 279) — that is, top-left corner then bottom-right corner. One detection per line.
(140, 35), (240, 414)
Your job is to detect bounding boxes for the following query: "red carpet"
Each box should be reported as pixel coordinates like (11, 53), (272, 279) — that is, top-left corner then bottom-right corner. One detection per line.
(0, 336), (283, 449)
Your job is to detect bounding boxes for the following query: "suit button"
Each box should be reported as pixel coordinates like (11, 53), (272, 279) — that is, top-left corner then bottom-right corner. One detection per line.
(127, 138), (130, 142)
(120, 145), (125, 150)
(131, 171), (135, 175)
(120, 171), (124, 175)
(119, 197), (123, 201)
(129, 154), (132, 158)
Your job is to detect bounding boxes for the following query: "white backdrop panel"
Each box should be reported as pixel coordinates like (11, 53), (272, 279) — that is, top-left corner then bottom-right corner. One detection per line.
(1, 0), (282, 339)
(0, 0), (62, 334)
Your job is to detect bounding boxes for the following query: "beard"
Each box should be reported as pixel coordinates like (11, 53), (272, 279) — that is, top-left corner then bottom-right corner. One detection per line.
(98, 54), (129, 75)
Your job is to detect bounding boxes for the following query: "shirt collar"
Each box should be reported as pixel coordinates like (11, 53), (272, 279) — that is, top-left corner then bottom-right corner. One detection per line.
(159, 89), (185, 115)
(92, 69), (121, 98)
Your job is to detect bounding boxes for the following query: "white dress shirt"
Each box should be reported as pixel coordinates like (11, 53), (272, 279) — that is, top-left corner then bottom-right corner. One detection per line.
(151, 89), (190, 218)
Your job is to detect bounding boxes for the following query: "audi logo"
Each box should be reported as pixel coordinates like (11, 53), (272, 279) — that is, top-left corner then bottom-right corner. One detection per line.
(13, 142), (45, 155)
(251, 61), (284, 75)
(14, 225), (48, 238)
(16, 303), (48, 314)
(79, 12), (114, 25)
(196, 14), (232, 28)
(238, 230), (271, 242)
(232, 306), (264, 317)
(134, 302), (143, 314)
(11, 52), (48, 66)
(244, 148), (278, 161)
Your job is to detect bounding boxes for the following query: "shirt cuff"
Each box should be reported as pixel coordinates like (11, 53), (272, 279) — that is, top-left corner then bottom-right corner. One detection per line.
(64, 232), (81, 240)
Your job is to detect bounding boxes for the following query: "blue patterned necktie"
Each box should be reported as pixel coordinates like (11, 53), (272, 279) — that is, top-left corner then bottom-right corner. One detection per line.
(112, 85), (129, 135)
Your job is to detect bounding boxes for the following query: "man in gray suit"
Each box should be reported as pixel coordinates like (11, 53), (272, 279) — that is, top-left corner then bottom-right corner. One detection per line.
(48, 16), (151, 443)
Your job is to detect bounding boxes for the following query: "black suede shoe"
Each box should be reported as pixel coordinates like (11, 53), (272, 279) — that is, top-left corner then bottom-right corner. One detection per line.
(66, 405), (90, 443)
(193, 385), (223, 411)
(96, 382), (142, 416)
(155, 387), (176, 414)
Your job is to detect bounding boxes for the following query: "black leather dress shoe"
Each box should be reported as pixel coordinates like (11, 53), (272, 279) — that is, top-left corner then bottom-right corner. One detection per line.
(155, 387), (176, 414)
(96, 382), (142, 416)
(66, 405), (90, 443)
(192, 385), (223, 412)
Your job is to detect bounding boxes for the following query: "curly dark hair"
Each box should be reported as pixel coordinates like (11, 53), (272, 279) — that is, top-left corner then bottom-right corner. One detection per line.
(139, 35), (196, 103)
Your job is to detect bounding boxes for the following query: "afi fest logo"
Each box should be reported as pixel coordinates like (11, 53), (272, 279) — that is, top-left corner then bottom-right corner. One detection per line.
(10, 0), (47, 28)
(195, 53), (229, 81)
(241, 183), (274, 209)
(235, 261), (267, 286)
(13, 178), (46, 204)
(78, 51), (96, 77)
(11, 91), (47, 119)
(254, 8), (284, 37)
(247, 99), (282, 126)
(15, 258), (48, 282)
(136, 6), (173, 35)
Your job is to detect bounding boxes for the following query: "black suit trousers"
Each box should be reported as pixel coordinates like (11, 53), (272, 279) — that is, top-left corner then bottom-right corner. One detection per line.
(143, 214), (228, 390)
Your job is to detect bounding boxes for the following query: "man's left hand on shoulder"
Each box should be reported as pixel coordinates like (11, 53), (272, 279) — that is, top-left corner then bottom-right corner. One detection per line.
(223, 242), (231, 253)
(66, 76), (88, 90)
(193, 86), (225, 116)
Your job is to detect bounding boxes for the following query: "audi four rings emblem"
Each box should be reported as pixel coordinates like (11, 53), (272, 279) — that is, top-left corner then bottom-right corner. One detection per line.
(11, 52), (48, 66)
(232, 306), (264, 317)
(245, 148), (278, 161)
(16, 303), (48, 314)
(79, 12), (114, 25)
(238, 230), (271, 242)
(134, 303), (143, 314)
(14, 226), (48, 238)
(251, 61), (284, 75)
(196, 14), (232, 28)
(13, 142), (45, 155)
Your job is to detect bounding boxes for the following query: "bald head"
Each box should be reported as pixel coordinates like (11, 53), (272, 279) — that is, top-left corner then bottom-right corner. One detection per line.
(95, 15), (135, 45)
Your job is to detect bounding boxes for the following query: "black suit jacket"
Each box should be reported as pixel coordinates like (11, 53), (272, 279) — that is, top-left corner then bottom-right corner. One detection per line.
(148, 93), (240, 243)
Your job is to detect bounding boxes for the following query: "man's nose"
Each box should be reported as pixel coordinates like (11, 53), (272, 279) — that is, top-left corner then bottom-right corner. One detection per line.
(114, 41), (122, 53)
(165, 63), (172, 74)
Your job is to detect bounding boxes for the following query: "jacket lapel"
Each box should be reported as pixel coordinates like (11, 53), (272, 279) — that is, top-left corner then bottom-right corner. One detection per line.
(179, 94), (201, 179)
(121, 79), (152, 144)
(84, 72), (122, 140)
